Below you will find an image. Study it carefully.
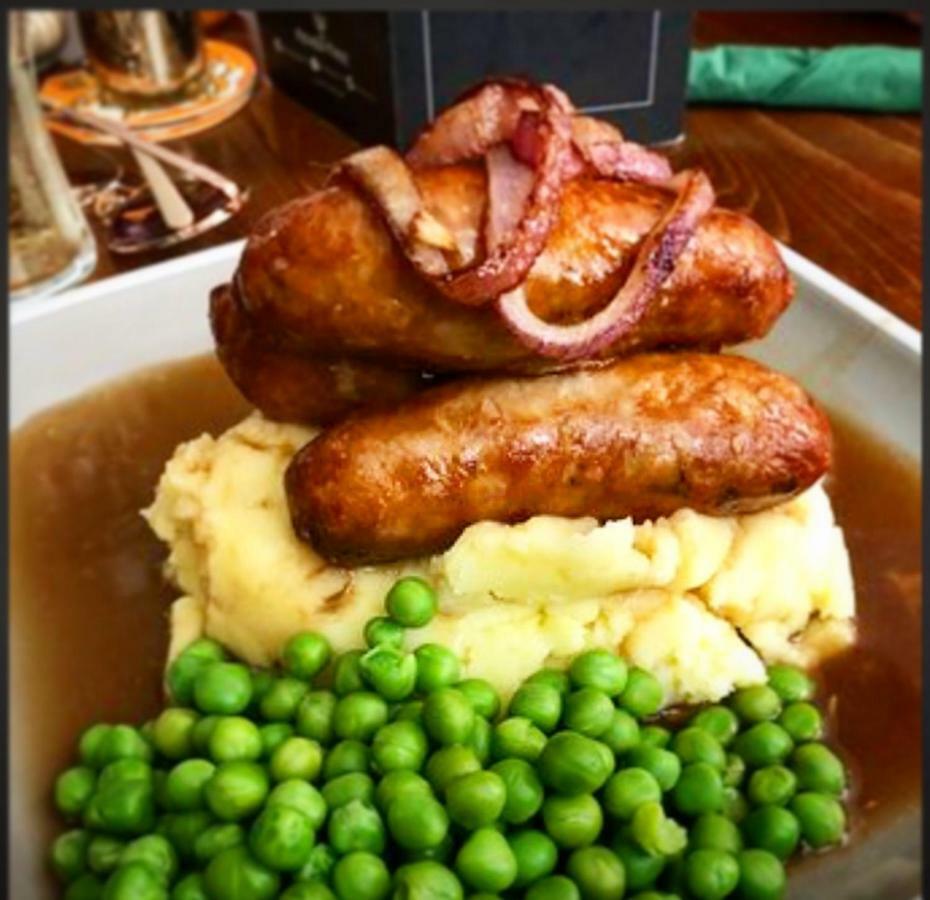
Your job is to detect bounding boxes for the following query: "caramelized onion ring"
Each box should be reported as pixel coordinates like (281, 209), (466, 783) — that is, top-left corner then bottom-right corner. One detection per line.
(496, 169), (715, 360)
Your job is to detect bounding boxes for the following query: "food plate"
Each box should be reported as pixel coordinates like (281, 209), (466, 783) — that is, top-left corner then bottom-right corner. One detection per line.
(10, 240), (920, 900)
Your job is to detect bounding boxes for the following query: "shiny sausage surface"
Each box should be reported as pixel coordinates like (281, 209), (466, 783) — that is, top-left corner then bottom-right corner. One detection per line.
(236, 165), (793, 373)
(286, 354), (831, 564)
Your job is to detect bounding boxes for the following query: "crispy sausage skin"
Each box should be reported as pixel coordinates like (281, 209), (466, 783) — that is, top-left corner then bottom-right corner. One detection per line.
(210, 284), (427, 425)
(285, 354), (831, 565)
(236, 165), (793, 373)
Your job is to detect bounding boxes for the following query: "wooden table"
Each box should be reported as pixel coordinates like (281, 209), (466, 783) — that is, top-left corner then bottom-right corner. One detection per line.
(55, 11), (922, 328)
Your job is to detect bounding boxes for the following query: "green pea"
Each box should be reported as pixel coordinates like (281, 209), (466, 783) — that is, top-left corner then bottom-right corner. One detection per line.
(167, 655), (209, 707)
(765, 664), (814, 703)
(600, 709), (641, 754)
(51, 829), (91, 882)
(282, 632), (332, 681)
(526, 876), (581, 900)
(151, 709), (199, 761)
(723, 753), (746, 788)
(64, 873), (104, 900)
(777, 702), (823, 743)
(425, 745), (480, 792)
(673, 762), (724, 816)
(86, 835), (125, 874)
(619, 667), (664, 718)
(467, 715), (493, 765)
(729, 686), (782, 724)
(539, 731), (613, 796)
(741, 806), (801, 860)
(204, 761), (269, 821)
(393, 860), (463, 900)
(164, 759), (215, 810)
(374, 770), (432, 812)
(736, 849), (785, 900)
(120, 834), (177, 885)
(183, 638), (227, 663)
(569, 650), (628, 697)
(671, 727), (726, 769)
(639, 725), (671, 749)
(685, 849), (739, 900)
(387, 792), (449, 850)
(691, 706), (740, 746)
(281, 883), (336, 900)
(732, 723), (793, 768)
(385, 576), (438, 628)
(491, 717), (547, 762)
(360, 646), (418, 701)
(203, 846), (280, 900)
(508, 829), (558, 887)
(208, 716), (262, 763)
(193, 662), (253, 715)
(457, 678), (501, 720)
(747, 765), (797, 807)
(562, 688), (614, 738)
(791, 743), (846, 795)
(566, 845), (626, 900)
(249, 804), (315, 871)
(87, 779), (155, 836)
(624, 746), (681, 792)
(790, 792), (846, 849)
(259, 723), (294, 758)
(294, 842), (336, 883)
(101, 862), (165, 900)
(194, 823), (246, 864)
(364, 616), (406, 649)
(270, 737), (323, 782)
(321, 772), (375, 809)
(260, 678), (308, 721)
(328, 799), (384, 855)
(508, 682), (562, 733)
(171, 872), (208, 900)
(610, 836), (666, 892)
(333, 850), (391, 900)
(526, 667), (572, 697)
(689, 813), (743, 854)
(296, 691), (337, 744)
(78, 724), (113, 769)
(332, 651), (366, 696)
(630, 801), (687, 856)
(415, 643), (461, 693)
(490, 758), (544, 824)
(423, 688), (475, 746)
(55, 767), (97, 818)
(158, 810), (212, 863)
(403, 832), (454, 865)
(332, 692), (387, 742)
(97, 725), (153, 766)
(249, 670), (275, 711)
(722, 786), (749, 824)
(542, 794), (603, 848)
(191, 716), (221, 756)
(97, 757), (153, 791)
(267, 780), (326, 829)
(603, 767), (662, 820)
(455, 827), (517, 893)
(446, 770), (507, 829)
(322, 740), (369, 780)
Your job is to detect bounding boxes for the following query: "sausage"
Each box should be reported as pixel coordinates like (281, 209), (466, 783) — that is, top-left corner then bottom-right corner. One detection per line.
(210, 284), (428, 425)
(285, 353), (832, 565)
(236, 164), (793, 373)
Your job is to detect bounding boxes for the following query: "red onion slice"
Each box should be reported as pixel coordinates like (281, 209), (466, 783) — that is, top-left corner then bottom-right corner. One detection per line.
(496, 169), (715, 360)
(484, 144), (536, 253)
(334, 146), (455, 278)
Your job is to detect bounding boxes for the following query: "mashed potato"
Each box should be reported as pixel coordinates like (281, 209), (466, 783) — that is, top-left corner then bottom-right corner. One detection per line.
(145, 414), (855, 705)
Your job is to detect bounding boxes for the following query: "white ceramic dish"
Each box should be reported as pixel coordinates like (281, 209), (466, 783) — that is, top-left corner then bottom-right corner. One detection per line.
(10, 241), (922, 899)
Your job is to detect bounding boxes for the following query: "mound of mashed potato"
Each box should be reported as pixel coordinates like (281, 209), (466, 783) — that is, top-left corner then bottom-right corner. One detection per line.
(146, 414), (855, 705)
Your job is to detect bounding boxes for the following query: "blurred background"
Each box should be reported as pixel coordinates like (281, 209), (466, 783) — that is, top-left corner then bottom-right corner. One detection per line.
(7, 9), (922, 326)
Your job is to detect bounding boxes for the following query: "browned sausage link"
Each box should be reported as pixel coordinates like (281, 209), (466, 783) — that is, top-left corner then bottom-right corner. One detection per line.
(286, 354), (831, 565)
(210, 284), (428, 425)
(237, 165), (793, 373)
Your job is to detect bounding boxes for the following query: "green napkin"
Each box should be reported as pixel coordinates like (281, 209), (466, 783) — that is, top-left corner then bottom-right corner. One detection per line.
(688, 45), (922, 112)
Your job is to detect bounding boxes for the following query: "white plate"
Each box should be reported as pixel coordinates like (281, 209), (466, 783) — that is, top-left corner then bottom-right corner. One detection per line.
(10, 242), (922, 899)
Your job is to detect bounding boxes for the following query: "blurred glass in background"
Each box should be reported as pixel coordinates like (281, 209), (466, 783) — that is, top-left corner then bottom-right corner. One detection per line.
(8, 11), (96, 300)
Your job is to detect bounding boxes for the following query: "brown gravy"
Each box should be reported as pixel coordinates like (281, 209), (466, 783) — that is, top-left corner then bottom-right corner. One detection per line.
(9, 354), (921, 897)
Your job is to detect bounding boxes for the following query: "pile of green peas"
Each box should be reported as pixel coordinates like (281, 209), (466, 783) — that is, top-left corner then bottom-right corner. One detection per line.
(49, 574), (849, 900)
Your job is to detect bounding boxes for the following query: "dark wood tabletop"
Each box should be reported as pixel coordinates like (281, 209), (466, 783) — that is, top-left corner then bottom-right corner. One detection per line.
(54, 11), (923, 329)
